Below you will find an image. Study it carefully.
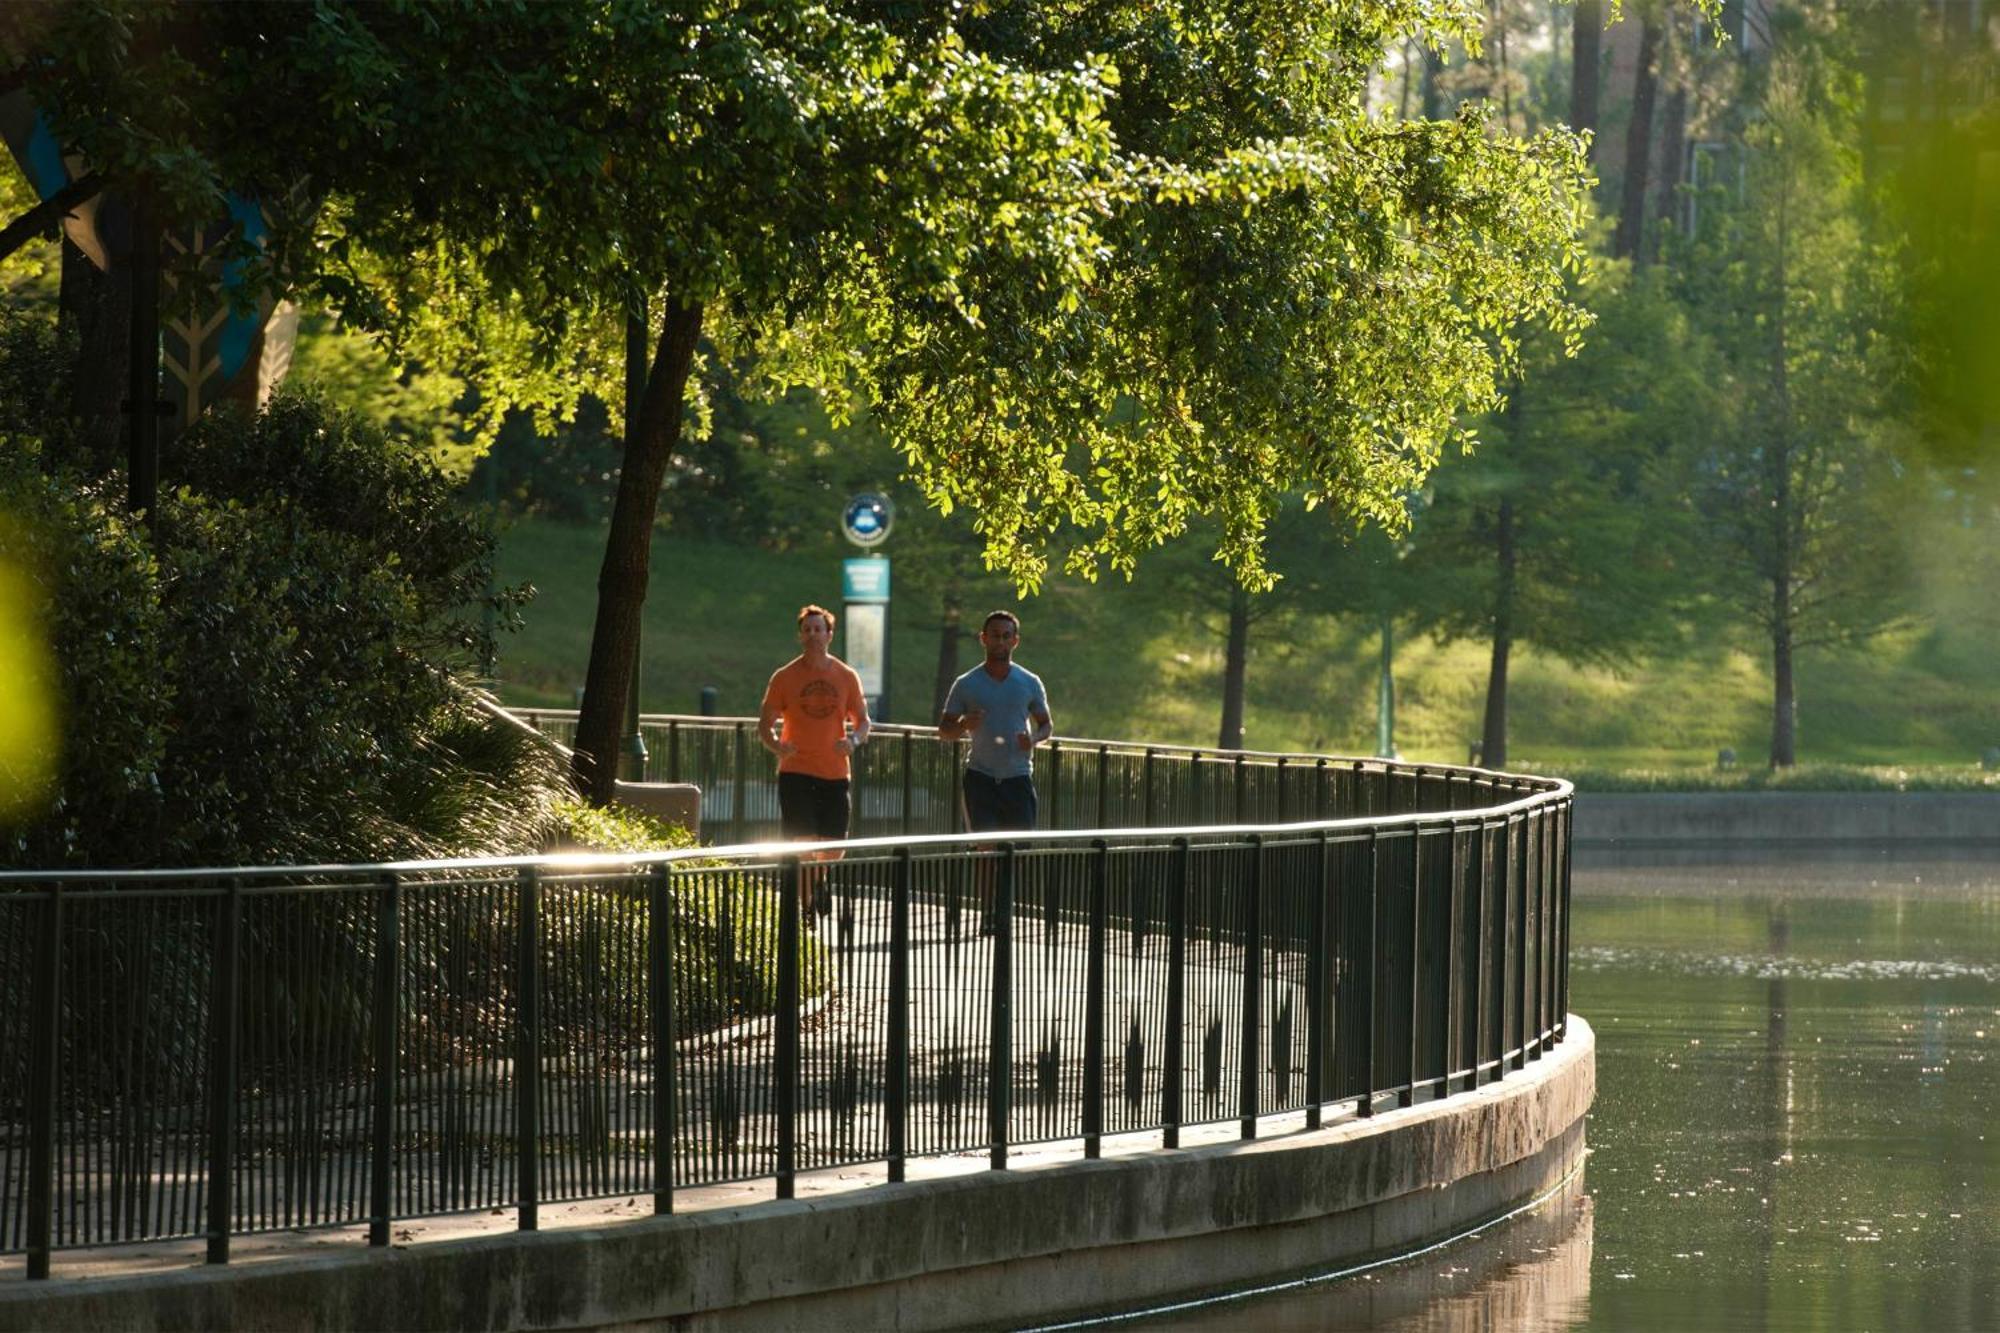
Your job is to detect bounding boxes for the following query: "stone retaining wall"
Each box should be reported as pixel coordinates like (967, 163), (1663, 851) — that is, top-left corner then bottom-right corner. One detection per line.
(0, 1021), (1595, 1332)
(1573, 792), (2000, 847)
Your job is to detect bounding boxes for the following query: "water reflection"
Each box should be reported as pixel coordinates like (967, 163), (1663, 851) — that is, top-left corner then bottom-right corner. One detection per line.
(1124, 846), (2000, 1332)
(1135, 1175), (1593, 1331)
(1576, 848), (2000, 1332)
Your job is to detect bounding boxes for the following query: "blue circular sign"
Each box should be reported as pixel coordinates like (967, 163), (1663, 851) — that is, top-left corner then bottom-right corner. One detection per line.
(841, 492), (893, 548)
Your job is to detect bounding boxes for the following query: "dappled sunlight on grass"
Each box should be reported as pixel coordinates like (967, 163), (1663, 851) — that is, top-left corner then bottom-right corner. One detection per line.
(494, 518), (2000, 772)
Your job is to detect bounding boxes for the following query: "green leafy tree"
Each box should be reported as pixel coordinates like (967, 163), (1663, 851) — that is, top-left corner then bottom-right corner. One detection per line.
(1407, 264), (1716, 768)
(1673, 12), (1914, 767)
(7, 2), (1629, 805)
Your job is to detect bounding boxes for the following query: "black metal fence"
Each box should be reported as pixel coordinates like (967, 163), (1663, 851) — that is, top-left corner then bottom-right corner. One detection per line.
(0, 731), (1571, 1281)
(517, 710), (1521, 845)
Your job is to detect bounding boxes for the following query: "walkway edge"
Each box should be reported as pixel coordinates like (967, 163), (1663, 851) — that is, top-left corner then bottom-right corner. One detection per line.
(0, 1020), (1595, 1333)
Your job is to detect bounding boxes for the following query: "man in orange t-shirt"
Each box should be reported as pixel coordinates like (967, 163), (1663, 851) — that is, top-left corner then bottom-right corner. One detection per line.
(758, 604), (872, 914)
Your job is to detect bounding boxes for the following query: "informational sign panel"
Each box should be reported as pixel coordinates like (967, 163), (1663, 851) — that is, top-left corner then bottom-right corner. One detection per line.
(842, 557), (890, 602)
(843, 556), (890, 717)
(844, 602), (887, 702)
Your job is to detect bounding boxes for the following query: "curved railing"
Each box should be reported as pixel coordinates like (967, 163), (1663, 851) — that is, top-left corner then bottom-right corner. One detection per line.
(0, 718), (1572, 1280)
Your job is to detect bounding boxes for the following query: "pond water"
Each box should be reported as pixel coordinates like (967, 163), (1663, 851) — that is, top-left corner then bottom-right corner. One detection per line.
(1130, 847), (2000, 1331)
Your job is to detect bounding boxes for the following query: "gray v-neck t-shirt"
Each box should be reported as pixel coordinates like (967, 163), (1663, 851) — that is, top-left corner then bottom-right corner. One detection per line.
(944, 663), (1049, 779)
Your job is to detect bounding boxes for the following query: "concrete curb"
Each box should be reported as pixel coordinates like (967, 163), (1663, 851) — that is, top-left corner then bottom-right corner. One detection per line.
(1574, 792), (2000, 846)
(0, 1020), (1595, 1333)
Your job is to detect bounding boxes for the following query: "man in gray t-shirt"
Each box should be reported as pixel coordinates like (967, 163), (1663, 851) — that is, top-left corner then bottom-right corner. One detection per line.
(940, 610), (1054, 834)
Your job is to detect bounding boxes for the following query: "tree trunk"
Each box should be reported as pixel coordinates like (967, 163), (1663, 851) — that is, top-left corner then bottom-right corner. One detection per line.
(1651, 80), (1689, 251)
(1614, 11), (1663, 262)
(932, 591), (963, 720)
(1648, 18), (1696, 241)
(1766, 165), (1797, 769)
(1571, 0), (1603, 158)
(1770, 597), (1796, 767)
(1421, 46), (1444, 120)
(572, 295), (706, 803)
(61, 235), (133, 471)
(1218, 583), (1249, 750)
(1481, 497), (1517, 770)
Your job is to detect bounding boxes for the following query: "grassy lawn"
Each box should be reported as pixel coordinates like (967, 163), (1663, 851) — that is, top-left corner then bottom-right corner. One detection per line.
(493, 517), (2000, 774)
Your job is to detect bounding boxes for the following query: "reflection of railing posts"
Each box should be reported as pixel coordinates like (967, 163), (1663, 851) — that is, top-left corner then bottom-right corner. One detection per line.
(988, 846), (1015, 1171)
(516, 865), (541, 1232)
(1164, 836), (1189, 1149)
(25, 887), (60, 1280)
(776, 857), (801, 1200)
(1239, 835), (1263, 1140)
(888, 848), (911, 1183)
(1083, 839), (1108, 1159)
(369, 872), (401, 1246)
(649, 862), (675, 1214)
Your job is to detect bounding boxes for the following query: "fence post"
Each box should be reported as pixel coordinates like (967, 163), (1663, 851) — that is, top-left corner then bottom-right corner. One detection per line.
(1163, 836), (1189, 1148)
(1471, 822), (1490, 1089)
(1239, 834), (1263, 1140)
(1233, 754), (1247, 825)
(1048, 740), (1063, 832)
(1359, 830), (1379, 1118)
(649, 863), (676, 1214)
(1557, 800), (1572, 1041)
(205, 877), (243, 1265)
(1083, 839), (1108, 1158)
(1514, 813), (1531, 1072)
(1143, 748), (1157, 827)
(901, 730), (915, 836)
(1307, 830), (1329, 1130)
(988, 845), (1015, 1170)
(25, 884), (62, 1280)
(777, 857), (802, 1198)
(1096, 745), (1110, 829)
(1444, 824), (1462, 1095)
(369, 872), (402, 1247)
(517, 866), (542, 1231)
(732, 723), (749, 844)
(888, 848), (911, 1182)
(1404, 827), (1423, 1109)
(667, 719), (682, 783)
(1276, 756), (1288, 823)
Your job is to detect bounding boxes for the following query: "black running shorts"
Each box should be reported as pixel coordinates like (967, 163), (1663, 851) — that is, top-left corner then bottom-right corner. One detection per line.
(777, 772), (852, 840)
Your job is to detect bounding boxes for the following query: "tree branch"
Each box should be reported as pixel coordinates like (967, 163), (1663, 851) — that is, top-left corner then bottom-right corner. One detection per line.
(0, 171), (103, 264)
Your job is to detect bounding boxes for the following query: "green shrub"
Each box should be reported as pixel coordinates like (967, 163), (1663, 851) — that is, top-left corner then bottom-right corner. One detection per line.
(0, 381), (537, 867)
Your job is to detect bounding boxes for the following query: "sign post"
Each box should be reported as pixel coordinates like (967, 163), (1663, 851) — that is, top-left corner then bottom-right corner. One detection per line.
(840, 494), (893, 721)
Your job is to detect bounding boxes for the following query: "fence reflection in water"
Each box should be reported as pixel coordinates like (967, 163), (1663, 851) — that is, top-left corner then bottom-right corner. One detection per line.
(0, 737), (1571, 1282)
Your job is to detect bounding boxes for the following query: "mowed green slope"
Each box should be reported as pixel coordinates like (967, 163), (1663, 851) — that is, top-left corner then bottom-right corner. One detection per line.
(492, 519), (2000, 769)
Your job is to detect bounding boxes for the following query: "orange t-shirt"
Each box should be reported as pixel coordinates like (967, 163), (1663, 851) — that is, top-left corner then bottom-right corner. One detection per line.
(761, 657), (866, 780)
